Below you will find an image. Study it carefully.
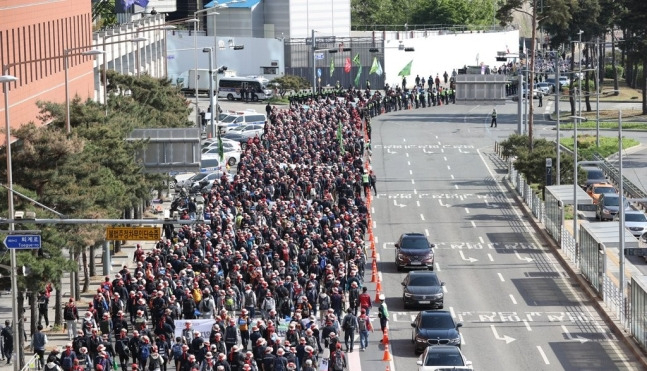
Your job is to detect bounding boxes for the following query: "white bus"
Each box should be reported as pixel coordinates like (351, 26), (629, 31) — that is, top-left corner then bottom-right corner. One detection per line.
(218, 76), (273, 102)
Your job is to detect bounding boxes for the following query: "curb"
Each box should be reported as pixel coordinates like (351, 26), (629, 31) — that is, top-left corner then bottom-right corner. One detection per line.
(502, 177), (647, 369)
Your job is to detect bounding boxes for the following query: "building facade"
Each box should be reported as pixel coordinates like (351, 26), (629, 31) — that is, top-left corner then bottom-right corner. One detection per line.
(1, 0), (95, 132)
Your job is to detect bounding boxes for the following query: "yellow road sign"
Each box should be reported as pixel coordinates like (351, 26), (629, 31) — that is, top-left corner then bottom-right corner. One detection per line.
(106, 227), (161, 241)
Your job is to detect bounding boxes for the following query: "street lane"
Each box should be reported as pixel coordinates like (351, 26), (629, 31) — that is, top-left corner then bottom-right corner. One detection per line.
(362, 102), (640, 370)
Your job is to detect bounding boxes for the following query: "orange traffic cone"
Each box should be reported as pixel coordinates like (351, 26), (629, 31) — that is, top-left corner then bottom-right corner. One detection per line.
(371, 239), (376, 251)
(371, 268), (378, 283)
(375, 287), (381, 302)
(382, 344), (392, 361)
(371, 248), (377, 258)
(376, 280), (382, 292)
(382, 328), (389, 344)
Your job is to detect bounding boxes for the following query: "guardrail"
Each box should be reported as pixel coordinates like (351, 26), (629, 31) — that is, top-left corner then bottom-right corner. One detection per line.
(593, 153), (647, 209)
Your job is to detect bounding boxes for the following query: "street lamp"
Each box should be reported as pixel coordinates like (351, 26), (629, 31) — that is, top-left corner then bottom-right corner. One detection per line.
(64, 49), (104, 134)
(1, 73), (19, 371)
(203, 47), (217, 140)
(186, 18), (201, 127)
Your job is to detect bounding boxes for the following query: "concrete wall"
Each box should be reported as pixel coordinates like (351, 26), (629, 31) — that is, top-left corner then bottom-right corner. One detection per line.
(166, 33), (285, 86)
(384, 30), (519, 88)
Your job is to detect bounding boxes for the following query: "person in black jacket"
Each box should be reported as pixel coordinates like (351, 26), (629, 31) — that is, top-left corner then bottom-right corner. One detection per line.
(115, 329), (130, 371)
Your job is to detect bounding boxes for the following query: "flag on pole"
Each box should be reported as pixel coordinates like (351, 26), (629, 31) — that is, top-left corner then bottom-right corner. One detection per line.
(134, 0), (149, 6)
(330, 57), (335, 77)
(398, 60), (413, 77)
(376, 60), (383, 76)
(337, 121), (345, 155)
(344, 58), (351, 73)
(352, 53), (361, 66)
(369, 57), (379, 75)
(218, 136), (224, 162)
(354, 65), (362, 87)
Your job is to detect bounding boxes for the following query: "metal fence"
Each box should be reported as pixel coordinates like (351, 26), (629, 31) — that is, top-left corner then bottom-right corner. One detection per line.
(594, 153), (647, 210)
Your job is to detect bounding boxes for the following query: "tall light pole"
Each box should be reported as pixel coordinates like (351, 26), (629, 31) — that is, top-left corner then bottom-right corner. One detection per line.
(555, 52), (561, 185)
(572, 30), (584, 269)
(186, 18), (200, 127)
(1, 73), (19, 371)
(203, 47), (217, 140)
(617, 110), (625, 326)
(64, 49), (104, 134)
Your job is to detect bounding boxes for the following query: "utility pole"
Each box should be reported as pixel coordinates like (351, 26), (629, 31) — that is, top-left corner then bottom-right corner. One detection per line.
(528, 0), (538, 150)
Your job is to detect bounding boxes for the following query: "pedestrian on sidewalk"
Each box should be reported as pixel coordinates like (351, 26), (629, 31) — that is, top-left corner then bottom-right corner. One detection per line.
(32, 324), (48, 369)
(341, 308), (357, 352)
(538, 93), (543, 107)
(1, 320), (13, 365)
(64, 298), (79, 341)
(38, 291), (50, 328)
(490, 108), (497, 128)
(358, 287), (372, 317)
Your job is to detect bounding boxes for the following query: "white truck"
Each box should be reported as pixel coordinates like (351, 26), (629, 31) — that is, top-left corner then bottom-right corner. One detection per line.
(181, 69), (215, 96)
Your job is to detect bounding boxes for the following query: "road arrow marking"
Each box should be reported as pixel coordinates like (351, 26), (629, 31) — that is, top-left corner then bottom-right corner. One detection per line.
(423, 148), (434, 154)
(393, 200), (406, 208)
(490, 325), (516, 344)
(438, 199), (451, 208)
(387, 148), (398, 154)
(561, 325), (589, 343)
(514, 251), (533, 262)
(459, 251), (478, 263)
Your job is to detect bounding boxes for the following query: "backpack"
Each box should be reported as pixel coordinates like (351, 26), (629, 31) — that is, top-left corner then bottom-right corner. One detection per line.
(343, 315), (355, 331)
(64, 306), (75, 320)
(320, 296), (330, 310)
(149, 356), (161, 371)
(61, 352), (74, 370)
(44, 364), (58, 371)
(171, 344), (182, 360)
(332, 351), (344, 371)
(200, 298), (210, 313)
(140, 344), (150, 360)
(225, 296), (235, 311)
(273, 357), (286, 371)
(183, 299), (195, 314)
(358, 317), (367, 332)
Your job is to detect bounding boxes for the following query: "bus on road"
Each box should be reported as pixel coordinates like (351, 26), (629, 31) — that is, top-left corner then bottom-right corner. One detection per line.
(218, 76), (273, 101)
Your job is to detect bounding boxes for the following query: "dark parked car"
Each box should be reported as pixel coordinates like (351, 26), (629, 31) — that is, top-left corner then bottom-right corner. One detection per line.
(395, 233), (435, 271)
(596, 193), (630, 221)
(411, 310), (462, 353)
(402, 271), (444, 309)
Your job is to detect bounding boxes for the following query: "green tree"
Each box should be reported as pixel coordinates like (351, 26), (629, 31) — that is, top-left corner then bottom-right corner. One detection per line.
(619, 0), (647, 113)
(270, 75), (312, 97)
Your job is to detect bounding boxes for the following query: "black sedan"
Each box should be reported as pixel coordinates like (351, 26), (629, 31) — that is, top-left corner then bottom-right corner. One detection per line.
(402, 271), (444, 309)
(411, 310), (462, 353)
(395, 232), (435, 271)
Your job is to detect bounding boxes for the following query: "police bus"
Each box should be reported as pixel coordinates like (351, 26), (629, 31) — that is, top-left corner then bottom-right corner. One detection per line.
(218, 76), (273, 101)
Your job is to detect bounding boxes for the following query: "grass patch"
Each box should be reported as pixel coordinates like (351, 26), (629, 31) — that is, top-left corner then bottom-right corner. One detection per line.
(559, 134), (639, 159)
(564, 205), (574, 220)
(559, 121), (647, 130)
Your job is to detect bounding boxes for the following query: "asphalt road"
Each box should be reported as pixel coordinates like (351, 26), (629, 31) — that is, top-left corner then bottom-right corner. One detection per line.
(361, 101), (641, 370)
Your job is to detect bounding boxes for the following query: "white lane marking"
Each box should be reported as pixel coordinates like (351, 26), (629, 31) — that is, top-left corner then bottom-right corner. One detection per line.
(425, 229), (430, 236)
(441, 149), (444, 153)
(509, 294), (517, 305)
(406, 153), (409, 158)
(484, 199), (489, 207)
(371, 207), (375, 213)
(372, 220), (376, 228)
(523, 320), (532, 331)
(438, 141), (441, 145)
(450, 174), (454, 179)
(454, 184), (459, 189)
(416, 201), (421, 207)
(375, 236), (379, 244)
(447, 165), (451, 170)
(411, 179), (415, 184)
(442, 286), (448, 293)
(376, 253), (381, 262)
(479, 236), (484, 243)
(498, 273), (505, 282)
(434, 262), (441, 271)
(420, 214), (425, 221)
(488, 253), (494, 262)
(409, 170), (413, 175)
(537, 346), (550, 365)
(413, 189), (418, 194)
(465, 208), (470, 214)
(407, 161), (411, 166)
(471, 221), (476, 228)
(443, 156), (447, 161)
(450, 306), (456, 318)
(403, 138), (406, 142)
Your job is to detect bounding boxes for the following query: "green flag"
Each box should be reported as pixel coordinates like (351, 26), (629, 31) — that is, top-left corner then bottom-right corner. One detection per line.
(369, 57), (379, 75)
(354, 64), (362, 87)
(337, 121), (345, 155)
(330, 57), (335, 77)
(218, 136), (224, 162)
(398, 60), (413, 77)
(352, 53), (361, 66)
